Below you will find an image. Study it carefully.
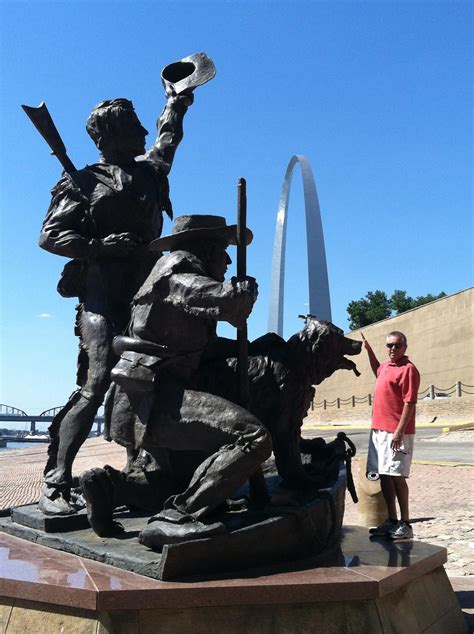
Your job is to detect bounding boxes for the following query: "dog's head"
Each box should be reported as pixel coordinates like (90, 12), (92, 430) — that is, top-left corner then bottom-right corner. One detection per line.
(296, 318), (362, 385)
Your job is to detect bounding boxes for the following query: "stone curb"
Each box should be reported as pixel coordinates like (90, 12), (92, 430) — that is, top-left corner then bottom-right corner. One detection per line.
(411, 460), (474, 468)
(303, 420), (473, 431)
(442, 422), (474, 433)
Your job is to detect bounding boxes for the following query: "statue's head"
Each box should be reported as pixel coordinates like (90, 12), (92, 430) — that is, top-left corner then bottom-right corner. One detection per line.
(86, 98), (148, 160)
(150, 215), (253, 282)
(294, 318), (362, 384)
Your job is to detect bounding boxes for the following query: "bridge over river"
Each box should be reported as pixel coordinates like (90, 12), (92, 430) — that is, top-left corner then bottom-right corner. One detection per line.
(0, 404), (104, 437)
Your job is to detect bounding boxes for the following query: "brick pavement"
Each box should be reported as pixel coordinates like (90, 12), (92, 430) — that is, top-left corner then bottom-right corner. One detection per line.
(344, 459), (474, 578)
(0, 438), (127, 511)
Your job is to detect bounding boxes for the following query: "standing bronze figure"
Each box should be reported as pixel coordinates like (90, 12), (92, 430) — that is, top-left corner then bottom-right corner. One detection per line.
(32, 54), (216, 515)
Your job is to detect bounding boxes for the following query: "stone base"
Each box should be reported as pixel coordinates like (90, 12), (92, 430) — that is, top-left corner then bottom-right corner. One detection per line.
(1, 566), (468, 633)
(0, 527), (469, 633)
(1, 469), (346, 581)
(11, 504), (90, 532)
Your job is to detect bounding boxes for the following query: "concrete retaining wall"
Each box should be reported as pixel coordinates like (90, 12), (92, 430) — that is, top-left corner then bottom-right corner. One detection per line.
(313, 288), (474, 421)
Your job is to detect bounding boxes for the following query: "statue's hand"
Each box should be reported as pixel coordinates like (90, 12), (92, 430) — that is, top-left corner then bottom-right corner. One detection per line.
(178, 89), (194, 107)
(235, 276), (259, 303)
(99, 233), (142, 256)
(165, 86), (194, 107)
(226, 276), (259, 328)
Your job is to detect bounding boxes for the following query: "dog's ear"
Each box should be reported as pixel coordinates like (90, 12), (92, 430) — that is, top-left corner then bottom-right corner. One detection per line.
(306, 319), (328, 341)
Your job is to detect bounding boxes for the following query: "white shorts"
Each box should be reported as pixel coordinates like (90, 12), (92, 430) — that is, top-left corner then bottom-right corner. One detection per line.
(367, 429), (414, 478)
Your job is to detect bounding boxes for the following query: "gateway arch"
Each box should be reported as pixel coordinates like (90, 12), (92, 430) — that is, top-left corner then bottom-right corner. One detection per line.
(268, 155), (331, 335)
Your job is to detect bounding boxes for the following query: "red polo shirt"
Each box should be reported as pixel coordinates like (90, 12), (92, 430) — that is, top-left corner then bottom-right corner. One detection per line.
(372, 356), (420, 434)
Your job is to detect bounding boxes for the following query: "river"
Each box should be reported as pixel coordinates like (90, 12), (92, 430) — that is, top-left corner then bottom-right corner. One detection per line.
(0, 441), (49, 452)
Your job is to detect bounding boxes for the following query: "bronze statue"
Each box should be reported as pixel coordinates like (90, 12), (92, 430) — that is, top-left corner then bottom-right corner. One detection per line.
(79, 294), (361, 549)
(32, 54), (216, 515)
(13, 54), (365, 577)
(80, 214), (271, 546)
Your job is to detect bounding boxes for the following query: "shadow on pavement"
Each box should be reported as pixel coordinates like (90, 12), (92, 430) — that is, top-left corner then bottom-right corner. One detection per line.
(410, 516), (436, 524)
(456, 591), (474, 630)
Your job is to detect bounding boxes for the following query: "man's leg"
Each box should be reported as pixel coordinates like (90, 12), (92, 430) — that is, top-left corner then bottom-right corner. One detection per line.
(367, 429), (401, 536)
(148, 387), (271, 517)
(388, 475), (413, 539)
(167, 422), (271, 518)
(392, 476), (409, 522)
(368, 430), (397, 530)
(380, 474), (398, 520)
(40, 309), (115, 514)
(386, 433), (414, 539)
(80, 456), (177, 536)
(138, 387), (272, 547)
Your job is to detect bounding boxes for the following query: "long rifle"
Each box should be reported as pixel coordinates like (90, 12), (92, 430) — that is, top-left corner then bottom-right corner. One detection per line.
(22, 102), (76, 174)
(236, 178), (269, 505)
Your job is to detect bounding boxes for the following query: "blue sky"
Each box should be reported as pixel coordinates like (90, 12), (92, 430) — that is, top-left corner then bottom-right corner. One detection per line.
(0, 0), (472, 416)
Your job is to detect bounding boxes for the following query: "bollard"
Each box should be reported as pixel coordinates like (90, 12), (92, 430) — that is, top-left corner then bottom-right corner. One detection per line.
(357, 461), (386, 528)
(429, 384), (435, 399)
(456, 381), (462, 397)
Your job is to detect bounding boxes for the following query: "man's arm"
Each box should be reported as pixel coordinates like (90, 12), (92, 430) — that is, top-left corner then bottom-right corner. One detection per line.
(145, 92), (194, 175)
(390, 402), (416, 450)
(391, 364), (420, 449)
(39, 177), (95, 259)
(163, 273), (258, 329)
(39, 175), (141, 259)
(361, 333), (380, 376)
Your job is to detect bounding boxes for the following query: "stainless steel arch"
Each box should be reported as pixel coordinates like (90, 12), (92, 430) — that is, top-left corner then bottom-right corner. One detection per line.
(268, 155), (331, 335)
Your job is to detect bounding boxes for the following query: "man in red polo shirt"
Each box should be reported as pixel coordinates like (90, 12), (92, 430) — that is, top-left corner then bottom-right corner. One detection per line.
(362, 331), (420, 539)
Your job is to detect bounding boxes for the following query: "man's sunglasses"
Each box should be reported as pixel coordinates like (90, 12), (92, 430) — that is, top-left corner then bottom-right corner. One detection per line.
(386, 342), (404, 349)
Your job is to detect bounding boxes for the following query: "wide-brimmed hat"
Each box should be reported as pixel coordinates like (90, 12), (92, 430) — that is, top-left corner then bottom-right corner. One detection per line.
(149, 215), (253, 252)
(161, 52), (216, 96)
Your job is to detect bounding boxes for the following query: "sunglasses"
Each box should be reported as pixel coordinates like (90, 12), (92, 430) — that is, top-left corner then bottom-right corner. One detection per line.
(386, 342), (404, 349)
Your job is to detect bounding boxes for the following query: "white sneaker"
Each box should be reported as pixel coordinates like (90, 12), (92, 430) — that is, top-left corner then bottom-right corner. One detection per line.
(388, 521), (413, 540)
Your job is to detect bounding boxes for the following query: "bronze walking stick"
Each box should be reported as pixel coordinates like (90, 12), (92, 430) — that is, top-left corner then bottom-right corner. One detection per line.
(237, 178), (269, 504)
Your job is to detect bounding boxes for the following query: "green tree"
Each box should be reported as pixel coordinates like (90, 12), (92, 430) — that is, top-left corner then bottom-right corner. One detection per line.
(390, 289), (447, 314)
(390, 289), (415, 314)
(347, 289), (447, 329)
(412, 292), (446, 308)
(347, 290), (391, 330)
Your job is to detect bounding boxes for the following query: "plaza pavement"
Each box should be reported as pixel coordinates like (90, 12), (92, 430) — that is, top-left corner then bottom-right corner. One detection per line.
(0, 422), (472, 625)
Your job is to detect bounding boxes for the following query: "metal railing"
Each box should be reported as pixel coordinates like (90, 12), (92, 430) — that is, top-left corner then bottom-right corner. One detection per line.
(311, 381), (474, 410)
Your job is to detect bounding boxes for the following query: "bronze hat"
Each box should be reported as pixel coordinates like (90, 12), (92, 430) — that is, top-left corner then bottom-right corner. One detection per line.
(161, 52), (216, 96)
(149, 215), (253, 252)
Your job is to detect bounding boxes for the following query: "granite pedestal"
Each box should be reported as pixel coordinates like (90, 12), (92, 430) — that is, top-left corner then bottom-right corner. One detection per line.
(0, 527), (468, 633)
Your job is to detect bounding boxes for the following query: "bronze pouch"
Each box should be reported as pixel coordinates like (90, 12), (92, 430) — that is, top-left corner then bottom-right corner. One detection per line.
(57, 259), (86, 298)
(111, 352), (162, 392)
